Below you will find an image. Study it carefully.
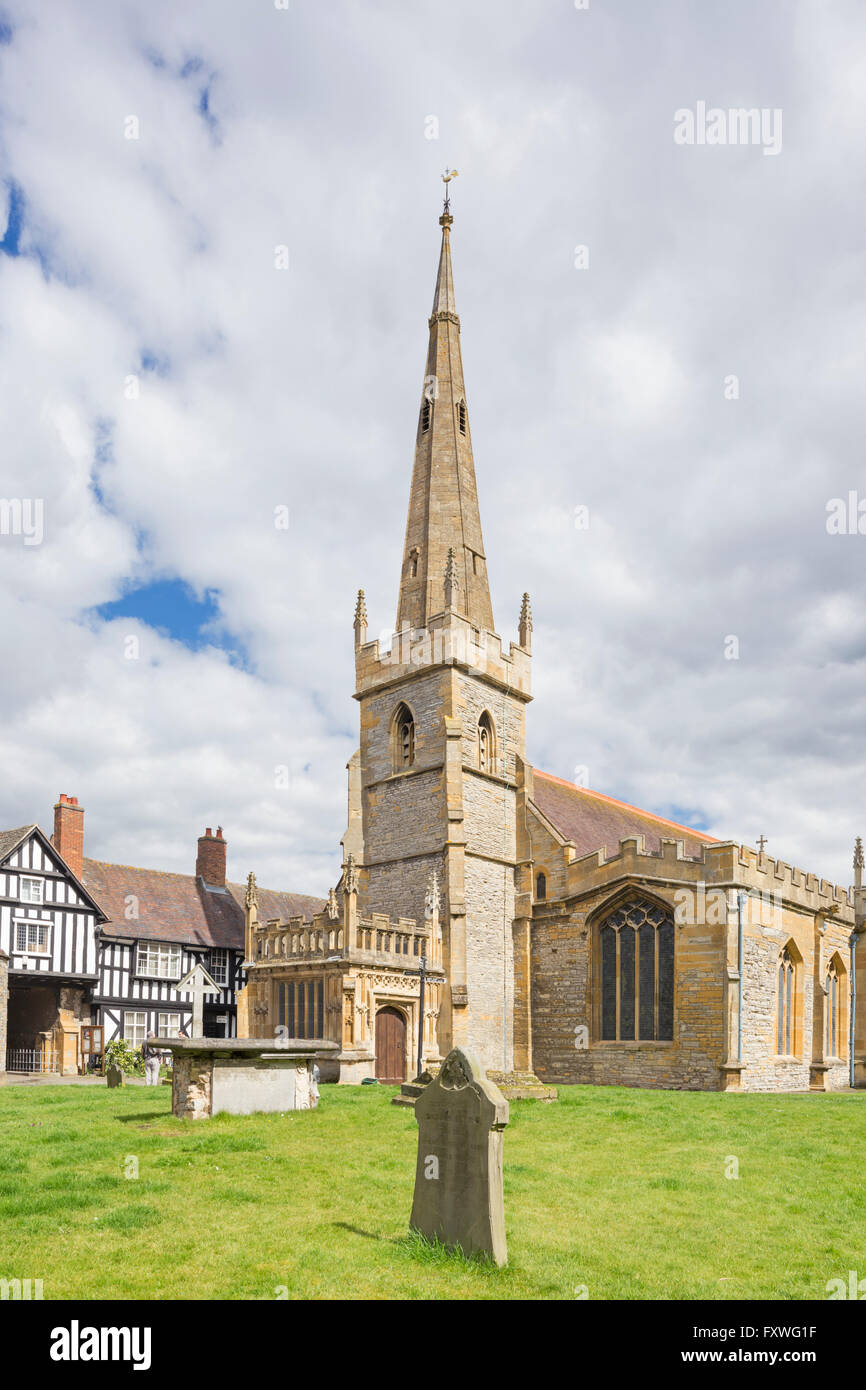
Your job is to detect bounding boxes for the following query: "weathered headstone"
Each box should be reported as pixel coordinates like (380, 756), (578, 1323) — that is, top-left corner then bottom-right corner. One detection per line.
(106, 1063), (125, 1088)
(410, 1047), (508, 1266)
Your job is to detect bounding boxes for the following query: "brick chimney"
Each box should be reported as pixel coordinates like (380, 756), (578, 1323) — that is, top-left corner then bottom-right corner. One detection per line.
(196, 826), (226, 887)
(52, 794), (84, 880)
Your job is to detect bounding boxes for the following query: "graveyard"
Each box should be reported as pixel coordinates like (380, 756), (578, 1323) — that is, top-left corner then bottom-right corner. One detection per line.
(3, 1080), (866, 1301)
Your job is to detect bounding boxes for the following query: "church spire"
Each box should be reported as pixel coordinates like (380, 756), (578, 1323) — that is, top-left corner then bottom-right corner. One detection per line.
(395, 181), (495, 634)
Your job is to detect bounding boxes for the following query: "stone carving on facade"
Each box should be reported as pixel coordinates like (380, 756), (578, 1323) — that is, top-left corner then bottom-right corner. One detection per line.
(424, 871), (441, 921)
(344, 855), (359, 895)
(369, 972), (418, 994)
(327, 887), (339, 920)
(245, 871), (258, 910)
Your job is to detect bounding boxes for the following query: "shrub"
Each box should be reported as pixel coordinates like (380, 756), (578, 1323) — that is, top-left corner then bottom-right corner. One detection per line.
(105, 1039), (144, 1076)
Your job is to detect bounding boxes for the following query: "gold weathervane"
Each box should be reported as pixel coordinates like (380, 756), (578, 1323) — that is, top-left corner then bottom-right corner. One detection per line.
(441, 168), (458, 214)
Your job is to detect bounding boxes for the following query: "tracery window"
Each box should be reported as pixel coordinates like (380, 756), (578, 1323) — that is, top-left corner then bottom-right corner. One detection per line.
(777, 946), (796, 1056)
(824, 954), (845, 1059)
(598, 897), (674, 1042)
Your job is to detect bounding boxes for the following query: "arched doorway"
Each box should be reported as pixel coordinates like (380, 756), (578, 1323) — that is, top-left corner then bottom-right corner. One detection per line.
(375, 1006), (407, 1084)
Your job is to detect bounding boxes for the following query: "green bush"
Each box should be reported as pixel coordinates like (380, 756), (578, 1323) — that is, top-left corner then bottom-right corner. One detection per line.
(104, 1039), (144, 1076)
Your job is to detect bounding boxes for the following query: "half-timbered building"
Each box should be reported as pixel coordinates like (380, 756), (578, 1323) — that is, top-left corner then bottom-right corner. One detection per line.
(0, 796), (322, 1074)
(0, 805), (106, 1074)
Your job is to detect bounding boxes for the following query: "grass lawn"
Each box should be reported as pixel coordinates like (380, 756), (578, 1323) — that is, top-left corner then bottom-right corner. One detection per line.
(1, 1081), (864, 1300)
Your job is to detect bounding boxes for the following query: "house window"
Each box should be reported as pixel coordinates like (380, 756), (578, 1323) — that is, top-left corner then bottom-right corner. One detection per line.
(136, 942), (182, 980)
(207, 949), (229, 986)
(536, 872), (547, 901)
(457, 400), (466, 435)
(277, 978), (325, 1039)
(19, 876), (43, 904)
(393, 702), (415, 771)
(478, 711), (495, 773)
(124, 1011), (147, 1047)
(15, 920), (50, 954)
(157, 1013), (182, 1039)
(421, 399), (431, 432)
(777, 946), (796, 1056)
(598, 897), (674, 1042)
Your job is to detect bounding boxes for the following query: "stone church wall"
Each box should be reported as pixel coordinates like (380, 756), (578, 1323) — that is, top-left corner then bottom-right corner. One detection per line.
(739, 905), (852, 1092)
(465, 854), (515, 1072)
(531, 888), (726, 1091)
(454, 673), (524, 782)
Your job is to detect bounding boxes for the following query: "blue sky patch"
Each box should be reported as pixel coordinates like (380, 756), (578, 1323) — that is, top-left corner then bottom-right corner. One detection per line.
(0, 179), (24, 256)
(93, 579), (249, 668)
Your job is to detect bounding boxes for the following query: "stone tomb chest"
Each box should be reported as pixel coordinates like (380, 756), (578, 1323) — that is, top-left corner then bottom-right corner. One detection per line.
(161, 1038), (339, 1120)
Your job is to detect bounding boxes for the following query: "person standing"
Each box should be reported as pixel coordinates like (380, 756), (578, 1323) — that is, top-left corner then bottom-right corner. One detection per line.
(143, 1034), (161, 1087)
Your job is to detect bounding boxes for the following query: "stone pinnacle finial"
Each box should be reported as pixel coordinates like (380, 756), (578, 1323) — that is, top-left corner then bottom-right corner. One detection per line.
(519, 592), (532, 651)
(244, 871), (257, 911)
(353, 589), (368, 646)
(855, 837), (864, 889)
(444, 547), (459, 609)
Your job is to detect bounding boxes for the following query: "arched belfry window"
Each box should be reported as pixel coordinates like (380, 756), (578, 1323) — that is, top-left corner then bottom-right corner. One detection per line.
(777, 944), (798, 1056)
(421, 398), (431, 432)
(598, 897), (674, 1042)
(536, 872), (547, 901)
(392, 702), (415, 771)
(456, 400), (467, 435)
(478, 711), (495, 773)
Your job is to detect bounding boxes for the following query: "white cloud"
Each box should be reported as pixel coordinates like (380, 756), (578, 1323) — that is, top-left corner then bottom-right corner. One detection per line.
(0, 0), (863, 897)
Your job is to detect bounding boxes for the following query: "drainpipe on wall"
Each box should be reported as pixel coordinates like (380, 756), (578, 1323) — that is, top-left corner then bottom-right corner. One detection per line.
(737, 889), (746, 1064)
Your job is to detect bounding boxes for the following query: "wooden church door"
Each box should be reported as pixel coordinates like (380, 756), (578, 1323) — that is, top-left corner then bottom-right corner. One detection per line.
(375, 1007), (406, 1084)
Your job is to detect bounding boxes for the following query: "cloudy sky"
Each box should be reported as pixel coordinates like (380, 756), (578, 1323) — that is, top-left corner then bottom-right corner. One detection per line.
(0, 0), (863, 895)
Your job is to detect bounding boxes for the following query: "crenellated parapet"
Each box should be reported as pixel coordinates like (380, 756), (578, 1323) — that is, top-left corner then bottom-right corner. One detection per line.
(245, 864), (445, 973)
(559, 834), (857, 921)
(354, 609), (532, 703)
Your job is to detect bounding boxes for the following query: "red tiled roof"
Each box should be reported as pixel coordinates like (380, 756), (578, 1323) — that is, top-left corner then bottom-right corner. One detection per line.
(531, 770), (717, 862)
(81, 858), (325, 950)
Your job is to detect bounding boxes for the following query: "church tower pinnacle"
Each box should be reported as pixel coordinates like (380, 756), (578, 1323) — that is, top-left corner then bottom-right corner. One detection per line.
(396, 183), (495, 634)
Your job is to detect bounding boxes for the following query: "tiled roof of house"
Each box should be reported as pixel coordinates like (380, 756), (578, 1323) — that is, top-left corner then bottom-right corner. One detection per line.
(531, 771), (717, 862)
(0, 824), (36, 863)
(81, 858), (325, 950)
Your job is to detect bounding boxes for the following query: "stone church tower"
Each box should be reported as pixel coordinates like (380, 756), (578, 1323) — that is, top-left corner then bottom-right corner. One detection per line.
(346, 198), (532, 1073)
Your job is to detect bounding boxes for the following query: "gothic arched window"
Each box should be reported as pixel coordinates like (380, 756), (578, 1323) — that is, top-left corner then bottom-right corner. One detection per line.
(393, 702), (415, 771)
(421, 398), (431, 432)
(598, 897), (674, 1042)
(824, 953), (846, 1059)
(777, 945), (797, 1056)
(536, 872), (547, 901)
(478, 711), (495, 773)
(457, 400), (467, 435)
